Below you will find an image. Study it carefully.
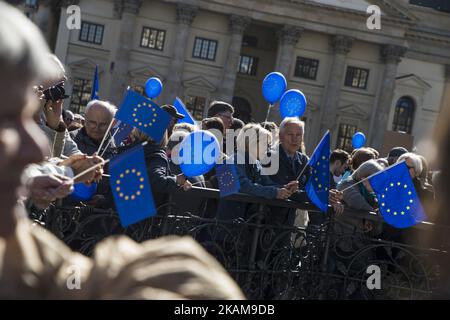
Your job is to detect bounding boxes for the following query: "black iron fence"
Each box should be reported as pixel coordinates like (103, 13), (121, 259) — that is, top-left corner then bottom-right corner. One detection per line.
(30, 187), (448, 299)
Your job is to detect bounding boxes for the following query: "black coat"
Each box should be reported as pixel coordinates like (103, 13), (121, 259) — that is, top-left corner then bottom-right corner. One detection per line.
(268, 145), (311, 204)
(71, 127), (116, 159)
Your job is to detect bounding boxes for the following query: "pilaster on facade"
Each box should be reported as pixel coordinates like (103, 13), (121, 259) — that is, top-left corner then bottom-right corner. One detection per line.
(176, 3), (198, 25)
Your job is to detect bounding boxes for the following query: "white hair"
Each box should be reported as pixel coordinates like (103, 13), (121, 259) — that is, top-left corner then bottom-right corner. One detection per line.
(352, 159), (384, 181)
(397, 152), (423, 177)
(85, 100), (117, 117)
(0, 2), (57, 82)
(279, 117), (305, 134)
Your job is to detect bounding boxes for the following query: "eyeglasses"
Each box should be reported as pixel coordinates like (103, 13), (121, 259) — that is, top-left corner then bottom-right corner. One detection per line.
(86, 119), (109, 131)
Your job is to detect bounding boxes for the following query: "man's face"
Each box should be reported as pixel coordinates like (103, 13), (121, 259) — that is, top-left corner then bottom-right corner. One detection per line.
(215, 111), (233, 129)
(0, 75), (47, 213)
(85, 105), (113, 142)
(332, 160), (349, 176)
(279, 123), (303, 155)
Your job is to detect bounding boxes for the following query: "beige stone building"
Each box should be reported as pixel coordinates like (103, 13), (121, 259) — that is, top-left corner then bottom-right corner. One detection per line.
(14, 0), (450, 154)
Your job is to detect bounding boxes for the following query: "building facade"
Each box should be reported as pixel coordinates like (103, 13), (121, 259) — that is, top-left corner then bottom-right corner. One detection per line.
(16, 0), (450, 154)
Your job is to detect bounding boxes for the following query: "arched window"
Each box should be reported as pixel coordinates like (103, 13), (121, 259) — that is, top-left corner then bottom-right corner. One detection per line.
(392, 96), (415, 134)
(232, 96), (252, 123)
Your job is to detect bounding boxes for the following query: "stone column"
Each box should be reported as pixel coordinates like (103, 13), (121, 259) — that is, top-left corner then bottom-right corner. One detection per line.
(275, 25), (302, 76)
(269, 25), (302, 122)
(163, 3), (198, 103)
(109, 0), (142, 105)
(317, 35), (353, 140)
(438, 65), (450, 114)
(217, 15), (251, 103)
(370, 44), (407, 149)
(54, 0), (80, 64)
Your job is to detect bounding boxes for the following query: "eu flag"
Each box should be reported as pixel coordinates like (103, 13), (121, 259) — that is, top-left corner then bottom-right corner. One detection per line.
(115, 89), (171, 143)
(174, 97), (196, 125)
(216, 163), (240, 197)
(368, 161), (427, 228)
(113, 120), (133, 146)
(109, 144), (156, 227)
(305, 131), (330, 213)
(91, 66), (99, 100)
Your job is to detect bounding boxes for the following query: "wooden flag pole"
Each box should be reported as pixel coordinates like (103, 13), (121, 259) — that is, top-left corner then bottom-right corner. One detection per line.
(71, 159), (110, 182)
(96, 118), (115, 155)
(99, 124), (122, 158)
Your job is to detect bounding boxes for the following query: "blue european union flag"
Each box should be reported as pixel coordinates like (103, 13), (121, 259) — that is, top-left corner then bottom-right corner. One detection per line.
(113, 121), (133, 146)
(368, 161), (427, 228)
(109, 144), (156, 227)
(305, 131), (330, 213)
(91, 66), (99, 100)
(115, 89), (171, 143)
(216, 163), (240, 197)
(174, 97), (196, 125)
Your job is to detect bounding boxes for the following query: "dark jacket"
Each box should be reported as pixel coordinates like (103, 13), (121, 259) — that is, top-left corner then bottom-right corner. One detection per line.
(169, 160), (207, 215)
(265, 145), (311, 225)
(216, 153), (279, 221)
(71, 127), (116, 159)
(267, 145), (311, 204)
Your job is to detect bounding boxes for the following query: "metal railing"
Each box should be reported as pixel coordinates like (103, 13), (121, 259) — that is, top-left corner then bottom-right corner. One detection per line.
(30, 186), (448, 299)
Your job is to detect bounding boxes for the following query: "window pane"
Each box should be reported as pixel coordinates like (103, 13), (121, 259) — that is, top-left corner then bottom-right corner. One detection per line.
(80, 23), (89, 40)
(94, 26), (103, 44)
(193, 39), (202, 57)
(156, 31), (165, 50)
(208, 41), (216, 60)
(200, 41), (208, 59)
(141, 29), (149, 47)
(337, 123), (357, 152)
(186, 95), (206, 120)
(70, 78), (93, 114)
(295, 57), (319, 80)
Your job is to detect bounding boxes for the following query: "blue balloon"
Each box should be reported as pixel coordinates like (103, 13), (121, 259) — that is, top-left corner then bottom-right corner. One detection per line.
(262, 72), (287, 104)
(352, 132), (366, 149)
(145, 77), (163, 98)
(179, 130), (221, 177)
(279, 89), (307, 119)
(71, 182), (97, 201)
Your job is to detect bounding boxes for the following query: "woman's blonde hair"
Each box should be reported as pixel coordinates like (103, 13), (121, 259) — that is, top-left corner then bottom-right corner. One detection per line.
(236, 123), (272, 160)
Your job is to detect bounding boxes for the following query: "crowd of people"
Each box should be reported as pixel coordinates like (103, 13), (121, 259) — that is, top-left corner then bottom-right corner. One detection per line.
(0, 1), (448, 299)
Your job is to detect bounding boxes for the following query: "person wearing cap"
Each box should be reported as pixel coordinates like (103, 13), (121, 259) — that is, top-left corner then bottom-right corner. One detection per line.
(161, 104), (185, 137)
(387, 147), (408, 165)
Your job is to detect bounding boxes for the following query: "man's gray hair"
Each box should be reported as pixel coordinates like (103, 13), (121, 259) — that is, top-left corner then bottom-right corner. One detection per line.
(85, 100), (117, 117)
(279, 117), (305, 134)
(352, 159), (384, 181)
(0, 2), (57, 82)
(397, 152), (423, 177)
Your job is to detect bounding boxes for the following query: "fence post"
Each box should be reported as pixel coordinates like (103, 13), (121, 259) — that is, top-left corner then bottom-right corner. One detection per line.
(318, 206), (334, 300)
(161, 194), (173, 235)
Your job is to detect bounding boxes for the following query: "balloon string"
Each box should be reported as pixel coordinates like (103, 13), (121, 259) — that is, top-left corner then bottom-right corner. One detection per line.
(264, 104), (273, 123)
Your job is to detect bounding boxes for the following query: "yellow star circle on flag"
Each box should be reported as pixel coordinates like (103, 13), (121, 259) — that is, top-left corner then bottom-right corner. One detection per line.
(114, 168), (145, 201)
